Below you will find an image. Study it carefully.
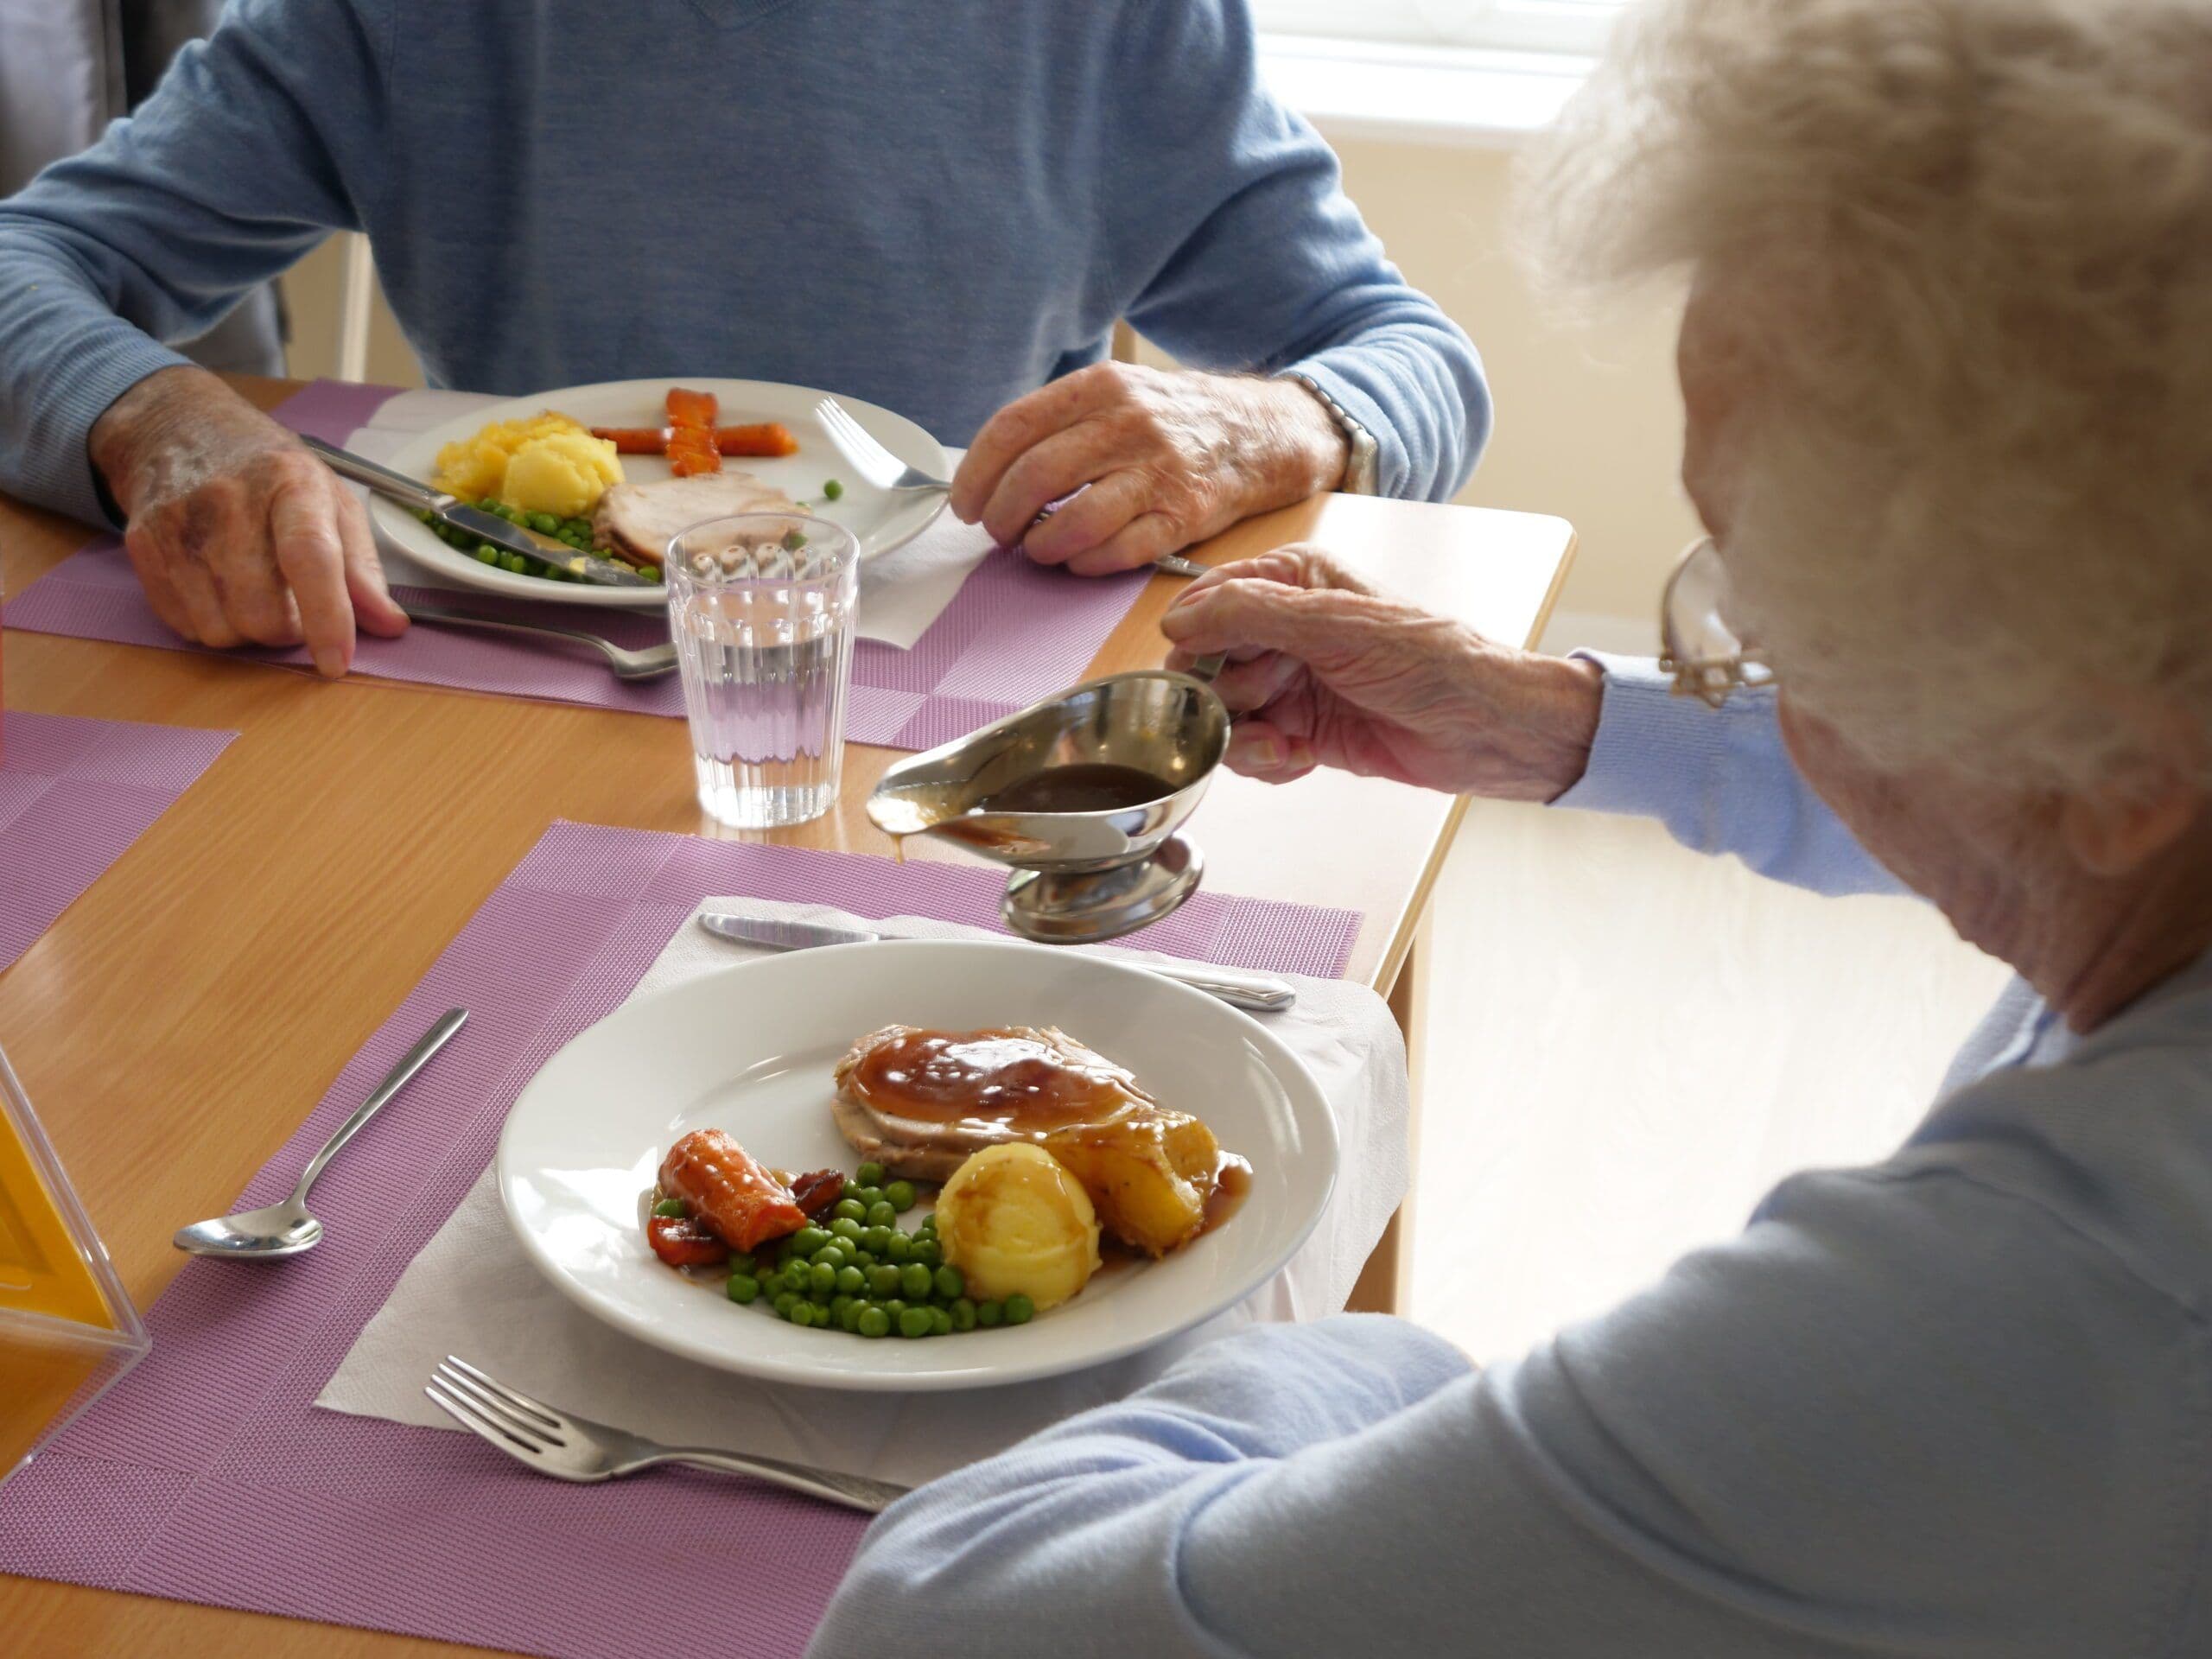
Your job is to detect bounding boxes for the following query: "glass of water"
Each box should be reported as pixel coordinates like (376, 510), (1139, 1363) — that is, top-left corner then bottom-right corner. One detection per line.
(664, 512), (860, 830)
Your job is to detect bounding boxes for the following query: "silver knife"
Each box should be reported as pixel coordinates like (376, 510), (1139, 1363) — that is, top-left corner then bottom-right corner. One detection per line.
(301, 434), (652, 588)
(696, 912), (1297, 1014)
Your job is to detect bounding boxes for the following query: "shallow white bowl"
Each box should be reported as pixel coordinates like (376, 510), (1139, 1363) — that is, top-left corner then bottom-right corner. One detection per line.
(371, 376), (950, 610)
(496, 939), (1336, 1391)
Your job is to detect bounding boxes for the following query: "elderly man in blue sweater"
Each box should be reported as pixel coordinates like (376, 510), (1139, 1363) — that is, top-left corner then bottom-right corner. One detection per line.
(0, 0), (1486, 678)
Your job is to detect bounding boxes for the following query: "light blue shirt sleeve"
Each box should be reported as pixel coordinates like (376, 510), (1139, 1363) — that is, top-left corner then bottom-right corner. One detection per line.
(810, 1158), (2206, 1657)
(1551, 653), (1904, 897)
(0, 0), (385, 524)
(1103, 3), (1488, 503)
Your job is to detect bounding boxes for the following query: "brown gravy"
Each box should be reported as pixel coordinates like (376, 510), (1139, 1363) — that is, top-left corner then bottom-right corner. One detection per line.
(970, 764), (1178, 816)
(849, 1028), (1150, 1135)
(1199, 1154), (1253, 1237)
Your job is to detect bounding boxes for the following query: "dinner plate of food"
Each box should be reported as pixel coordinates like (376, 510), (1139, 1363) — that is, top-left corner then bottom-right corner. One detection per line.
(495, 938), (1336, 1391)
(367, 378), (952, 610)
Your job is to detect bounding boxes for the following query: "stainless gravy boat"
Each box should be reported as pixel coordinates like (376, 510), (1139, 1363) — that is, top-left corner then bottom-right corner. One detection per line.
(865, 668), (1229, 874)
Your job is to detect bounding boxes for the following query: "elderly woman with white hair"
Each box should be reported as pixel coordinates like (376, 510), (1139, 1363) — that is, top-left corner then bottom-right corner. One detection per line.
(808, 2), (2212, 1653)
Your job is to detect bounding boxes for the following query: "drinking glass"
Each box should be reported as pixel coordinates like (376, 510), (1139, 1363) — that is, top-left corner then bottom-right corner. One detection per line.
(664, 512), (859, 830)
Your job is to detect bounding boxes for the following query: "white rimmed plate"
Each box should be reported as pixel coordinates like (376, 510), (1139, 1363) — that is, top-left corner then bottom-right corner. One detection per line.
(370, 378), (950, 611)
(495, 939), (1336, 1391)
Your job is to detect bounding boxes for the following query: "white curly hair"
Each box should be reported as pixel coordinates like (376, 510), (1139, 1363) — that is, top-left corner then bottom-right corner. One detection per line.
(1521, 0), (2212, 793)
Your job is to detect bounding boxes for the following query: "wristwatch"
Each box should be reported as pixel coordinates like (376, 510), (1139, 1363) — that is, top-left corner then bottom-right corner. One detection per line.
(1283, 371), (1381, 495)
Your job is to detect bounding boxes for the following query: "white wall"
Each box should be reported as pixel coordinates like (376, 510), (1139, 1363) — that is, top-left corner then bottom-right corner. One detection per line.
(281, 134), (1697, 631)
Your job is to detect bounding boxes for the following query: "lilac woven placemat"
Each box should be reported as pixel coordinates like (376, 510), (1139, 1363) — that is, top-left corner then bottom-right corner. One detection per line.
(6, 381), (1154, 752)
(0, 710), (236, 971)
(0, 821), (1357, 1657)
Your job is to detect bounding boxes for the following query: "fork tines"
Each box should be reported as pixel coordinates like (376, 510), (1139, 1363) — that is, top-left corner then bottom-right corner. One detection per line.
(424, 1355), (568, 1459)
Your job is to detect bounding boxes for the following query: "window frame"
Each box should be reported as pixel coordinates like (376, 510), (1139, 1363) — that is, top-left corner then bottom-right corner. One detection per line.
(1249, 0), (1625, 58)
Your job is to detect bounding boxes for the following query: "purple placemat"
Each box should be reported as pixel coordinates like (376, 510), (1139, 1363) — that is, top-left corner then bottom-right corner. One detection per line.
(0, 710), (236, 971)
(6, 381), (1154, 752)
(0, 821), (1358, 1658)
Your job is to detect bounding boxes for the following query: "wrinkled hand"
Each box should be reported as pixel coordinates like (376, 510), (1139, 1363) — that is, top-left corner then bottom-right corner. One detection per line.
(950, 363), (1347, 575)
(1160, 546), (1604, 800)
(89, 365), (408, 676)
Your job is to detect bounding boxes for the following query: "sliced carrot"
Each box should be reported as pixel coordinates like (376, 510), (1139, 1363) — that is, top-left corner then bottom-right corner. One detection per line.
(713, 423), (799, 458)
(589, 426), (673, 454)
(666, 387), (718, 429)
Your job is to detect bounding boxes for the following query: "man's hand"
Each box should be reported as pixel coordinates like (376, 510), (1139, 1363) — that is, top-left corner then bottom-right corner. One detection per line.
(950, 363), (1348, 575)
(88, 365), (409, 676)
(1160, 546), (1605, 801)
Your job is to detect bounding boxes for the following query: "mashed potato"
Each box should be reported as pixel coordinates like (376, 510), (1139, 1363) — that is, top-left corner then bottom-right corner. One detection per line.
(431, 412), (622, 513)
(935, 1144), (1101, 1312)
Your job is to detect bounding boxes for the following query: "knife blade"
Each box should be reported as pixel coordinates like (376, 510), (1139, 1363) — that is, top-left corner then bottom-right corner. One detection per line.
(301, 434), (652, 588)
(696, 912), (1297, 1014)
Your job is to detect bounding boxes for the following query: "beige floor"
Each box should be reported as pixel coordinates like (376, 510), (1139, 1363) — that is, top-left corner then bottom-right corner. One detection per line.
(1408, 796), (2014, 1364)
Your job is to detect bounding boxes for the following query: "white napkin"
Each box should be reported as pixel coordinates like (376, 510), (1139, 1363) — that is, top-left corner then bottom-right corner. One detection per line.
(346, 389), (992, 651)
(315, 897), (1409, 1490)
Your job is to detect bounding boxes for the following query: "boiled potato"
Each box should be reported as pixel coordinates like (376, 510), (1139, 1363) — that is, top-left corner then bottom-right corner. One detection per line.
(500, 430), (624, 518)
(936, 1144), (1101, 1311)
(1042, 1114), (1219, 1258)
(431, 411), (620, 507)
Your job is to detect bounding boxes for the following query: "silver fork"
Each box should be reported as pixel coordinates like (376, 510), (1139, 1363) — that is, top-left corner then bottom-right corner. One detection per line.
(404, 604), (678, 681)
(814, 396), (1208, 580)
(425, 1355), (910, 1513)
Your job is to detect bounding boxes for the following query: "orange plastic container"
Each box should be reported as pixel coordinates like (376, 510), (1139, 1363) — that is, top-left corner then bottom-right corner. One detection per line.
(0, 1041), (148, 1484)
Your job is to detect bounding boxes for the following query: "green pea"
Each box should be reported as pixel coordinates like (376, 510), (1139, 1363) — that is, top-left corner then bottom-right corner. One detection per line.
(830, 1217), (863, 1242)
(726, 1250), (754, 1275)
(930, 1306), (953, 1336)
(832, 1198), (868, 1224)
(726, 1273), (760, 1305)
(862, 1226), (893, 1255)
(639, 564), (663, 582)
(850, 1249), (877, 1270)
(855, 1161), (888, 1188)
(933, 1264), (965, 1301)
(882, 1299), (907, 1320)
(884, 1231), (913, 1263)
(855, 1186), (887, 1209)
(501, 552), (529, 575)
(899, 1262), (933, 1300)
(477, 497), (501, 512)
(786, 1299), (812, 1326)
(950, 1296), (977, 1332)
(842, 1181), (869, 1205)
(475, 545), (501, 565)
(866, 1201), (897, 1230)
(791, 1227), (832, 1257)
(839, 1300), (866, 1333)
(857, 1306), (890, 1338)
(836, 1265), (866, 1296)
(808, 1261), (838, 1295)
(868, 1264), (902, 1299)
(523, 511), (555, 533)
(651, 1197), (687, 1219)
(814, 1247), (847, 1275)
(898, 1306), (933, 1339)
(1004, 1294), (1035, 1325)
(885, 1181), (918, 1212)
(917, 1212), (938, 1234)
(823, 478), (845, 501)
(911, 1238), (942, 1271)
(976, 1300), (1004, 1328)
(759, 1271), (786, 1300)
(772, 1291), (798, 1319)
(830, 1294), (855, 1319)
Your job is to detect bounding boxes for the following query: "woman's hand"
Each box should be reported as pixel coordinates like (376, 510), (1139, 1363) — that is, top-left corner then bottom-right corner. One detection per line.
(1160, 547), (1605, 800)
(89, 366), (410, 676)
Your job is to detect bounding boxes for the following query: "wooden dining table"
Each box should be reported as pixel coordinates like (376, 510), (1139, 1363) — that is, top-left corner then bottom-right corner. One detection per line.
(0, 373), (1574, 1657)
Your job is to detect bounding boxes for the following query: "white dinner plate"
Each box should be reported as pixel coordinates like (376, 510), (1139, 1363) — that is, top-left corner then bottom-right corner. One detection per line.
(369, 378), (951, 611)
(495, 939), (1337, 1391)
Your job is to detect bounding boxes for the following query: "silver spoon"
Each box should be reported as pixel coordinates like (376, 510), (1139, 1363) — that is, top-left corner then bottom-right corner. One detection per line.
(173, 1007), (469, 1259)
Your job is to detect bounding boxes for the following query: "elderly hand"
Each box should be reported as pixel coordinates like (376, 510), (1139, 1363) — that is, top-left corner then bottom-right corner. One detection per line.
(1160, 547), (1605, 799)
(950, 363), (1348, 575)
(88, 366), (409, 676)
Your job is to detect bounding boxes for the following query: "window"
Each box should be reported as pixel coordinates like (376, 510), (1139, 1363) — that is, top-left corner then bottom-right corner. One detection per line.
(1253, 0), (1628, 58)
